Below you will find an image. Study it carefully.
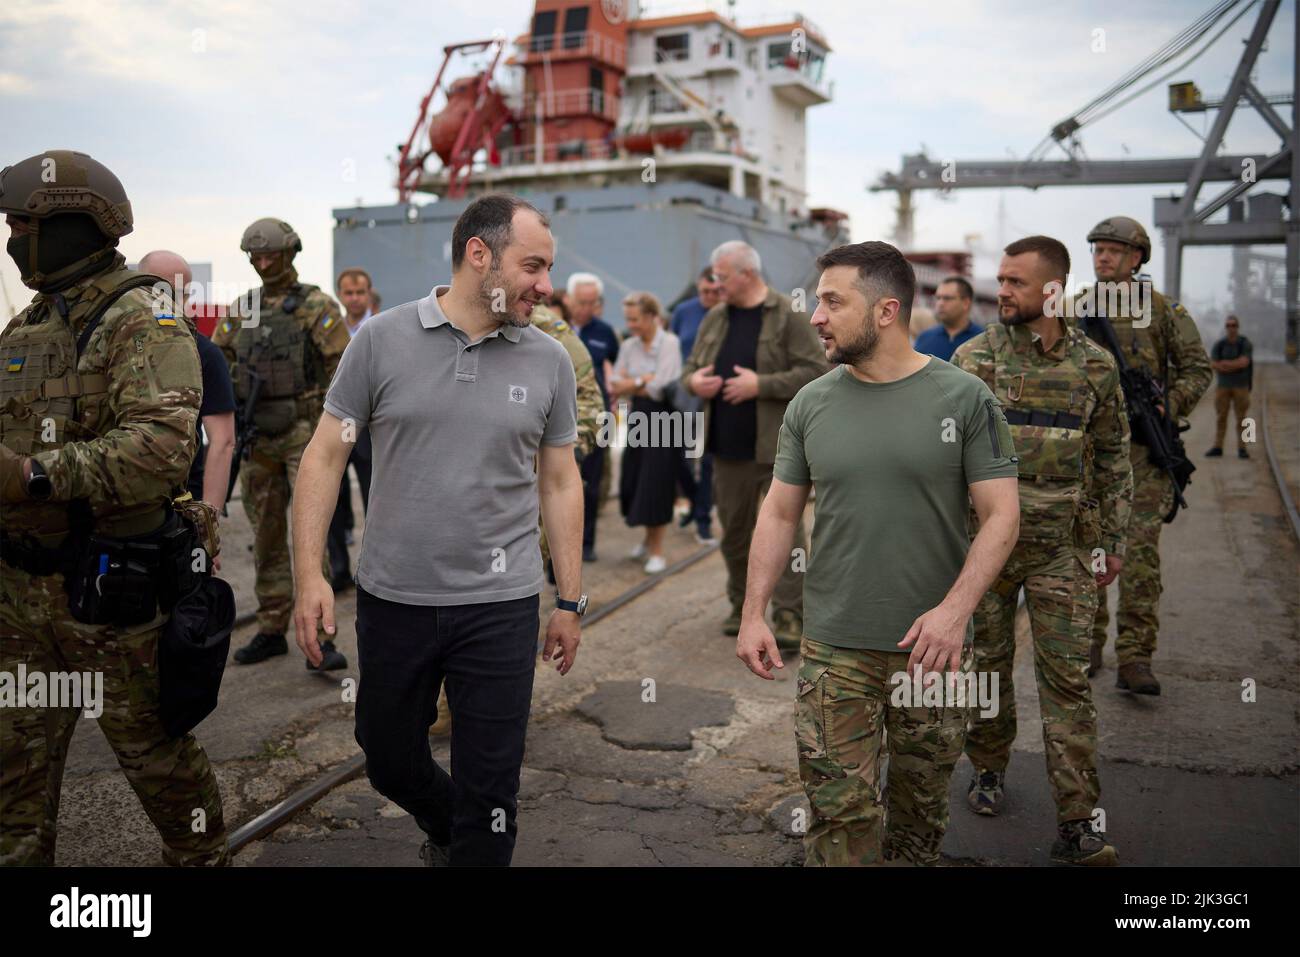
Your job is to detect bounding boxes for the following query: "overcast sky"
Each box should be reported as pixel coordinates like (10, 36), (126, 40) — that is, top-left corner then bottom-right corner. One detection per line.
(0, 0), (1293, 327)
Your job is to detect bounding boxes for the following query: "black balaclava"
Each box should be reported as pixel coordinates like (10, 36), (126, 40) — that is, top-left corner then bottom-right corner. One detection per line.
(7, 212), (116, 293)
(252, 251), (298, 295)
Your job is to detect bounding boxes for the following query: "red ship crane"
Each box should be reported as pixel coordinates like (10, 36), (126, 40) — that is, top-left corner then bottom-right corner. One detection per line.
(396, 37), (513, 200)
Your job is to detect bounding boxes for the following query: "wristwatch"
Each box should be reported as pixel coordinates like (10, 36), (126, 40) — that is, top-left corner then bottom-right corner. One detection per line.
(26, 459), (52, 500)
(555, 593), (588, 617)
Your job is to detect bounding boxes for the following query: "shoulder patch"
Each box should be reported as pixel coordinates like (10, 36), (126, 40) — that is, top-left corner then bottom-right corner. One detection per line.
(7, 356), (26, 372)
(321, 313), (336, 330)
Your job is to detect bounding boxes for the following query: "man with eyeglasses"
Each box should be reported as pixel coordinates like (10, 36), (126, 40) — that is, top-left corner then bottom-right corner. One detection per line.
(914, 275), (982, 362)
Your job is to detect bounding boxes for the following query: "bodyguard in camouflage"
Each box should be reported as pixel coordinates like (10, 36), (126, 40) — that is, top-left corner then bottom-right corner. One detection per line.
(531, 303), (602, 572)
(955, 235), (1132, 866)
(1073, 216), (1212, 695)
(212, 218), (351, 669)
(0, 149), (228, 865)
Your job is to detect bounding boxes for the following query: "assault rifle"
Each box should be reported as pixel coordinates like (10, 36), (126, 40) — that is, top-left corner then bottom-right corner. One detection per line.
(1089, 314), (1194, 523)
(225, 364), (262, 514)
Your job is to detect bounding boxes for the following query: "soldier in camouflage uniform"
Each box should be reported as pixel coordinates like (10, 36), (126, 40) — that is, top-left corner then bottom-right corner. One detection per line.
(0, 150), (228, 865)
(211, 219), (351, 669)
(531, 303), (602, 571)
(955, 235), (1132, 865)
(1074, 217), (1212, 695)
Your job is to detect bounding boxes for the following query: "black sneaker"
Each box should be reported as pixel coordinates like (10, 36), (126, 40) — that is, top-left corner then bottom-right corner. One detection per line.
(678, 510), (694, 529)
(419, 838), (450, 867)
(1205, 447), (1223, 457)
(1238, 447), (1250, 459)
(307, 639), (347, 672)
(234, 632), (287, 665)
(966, 768), (1005, 816)
(1050, 819), (1118, 866)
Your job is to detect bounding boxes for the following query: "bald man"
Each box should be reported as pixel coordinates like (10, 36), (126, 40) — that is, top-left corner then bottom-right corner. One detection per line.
(139, 250), (237, 570)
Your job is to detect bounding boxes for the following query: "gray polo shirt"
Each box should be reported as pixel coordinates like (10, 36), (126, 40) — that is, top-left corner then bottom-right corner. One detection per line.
(323, 285), (578, 605)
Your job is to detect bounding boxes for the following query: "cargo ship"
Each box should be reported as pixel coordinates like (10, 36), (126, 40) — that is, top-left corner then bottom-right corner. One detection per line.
(332, 0), (851, 319)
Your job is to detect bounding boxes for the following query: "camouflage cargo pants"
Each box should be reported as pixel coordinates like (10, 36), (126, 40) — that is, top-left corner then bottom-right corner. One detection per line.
(241, 418), (329, 635)
(965, 544), (1100, 823)
(795, 637), (970, 866)
(0, 565), (229, 865)
(1091, 456), (1172, 665)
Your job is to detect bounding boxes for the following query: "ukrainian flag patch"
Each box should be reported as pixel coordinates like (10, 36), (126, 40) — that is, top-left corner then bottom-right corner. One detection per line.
(156, 314), (177, 326)
(6, 357), (24, 372)
(322, 314), (336, 330)
(221, 320), (232, 334)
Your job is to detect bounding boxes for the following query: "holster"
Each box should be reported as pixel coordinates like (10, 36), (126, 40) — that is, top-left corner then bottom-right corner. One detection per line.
(64, 507), (203, 626)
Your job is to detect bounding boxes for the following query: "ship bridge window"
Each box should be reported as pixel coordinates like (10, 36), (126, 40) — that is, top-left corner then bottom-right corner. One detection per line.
(563, 7), (588, 49)
(532, 10), (557, 52)
(655, 33), (690, 63)
(767, 41), (795, 68)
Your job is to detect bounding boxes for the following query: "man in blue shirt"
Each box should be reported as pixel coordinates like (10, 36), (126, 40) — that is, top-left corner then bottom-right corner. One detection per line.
(566, 272), (620, 561)
(670, 266), (723, 543)
(671, 266), (722, 360)
(327, 267), (376, 590)
(915, 275), (983, 362)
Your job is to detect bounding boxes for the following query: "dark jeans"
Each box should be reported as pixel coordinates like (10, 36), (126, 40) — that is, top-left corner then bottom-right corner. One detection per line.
(579, 443), (604, 549)
(327, 432), (372, 580)
(354, 586), (540, 866)
(674, 450), (713, 531)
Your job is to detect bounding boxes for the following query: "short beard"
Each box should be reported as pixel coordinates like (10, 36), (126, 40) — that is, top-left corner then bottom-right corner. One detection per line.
(478, 264), (531, 328)
(830, 312), (879, 365)
(999, 303), (1040, 326)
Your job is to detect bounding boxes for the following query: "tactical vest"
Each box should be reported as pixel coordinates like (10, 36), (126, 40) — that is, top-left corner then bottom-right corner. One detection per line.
(985, 322), (1091, 484)
(231, 283), (326, 435)
(0, 268), (166, 538)
(1074, 281), (1168, 383)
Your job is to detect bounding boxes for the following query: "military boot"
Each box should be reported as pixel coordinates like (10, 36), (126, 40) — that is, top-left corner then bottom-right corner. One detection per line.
(1117, 661), (1161, 695)
(772, 610), (803, 652)
(966, 768), (1005, 816)
(722, 602), (744, 637)
(234, 632), (288, 664)
(1050, 819), (1118, 866)
(306, 639), (347, 672)
(1087, 643), (1103, 678)
(419, 838), (450, 867)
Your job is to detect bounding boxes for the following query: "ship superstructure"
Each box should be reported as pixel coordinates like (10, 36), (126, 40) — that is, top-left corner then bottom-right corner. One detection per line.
(337, 0), (849, 317)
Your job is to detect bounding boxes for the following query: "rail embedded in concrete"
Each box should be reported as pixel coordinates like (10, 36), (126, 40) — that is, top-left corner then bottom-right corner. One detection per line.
(1261, 370), (1300, 544)
(228, 540), (721, 855)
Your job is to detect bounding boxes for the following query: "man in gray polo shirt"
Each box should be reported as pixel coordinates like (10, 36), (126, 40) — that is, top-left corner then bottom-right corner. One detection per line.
(290, 194), (585, 867)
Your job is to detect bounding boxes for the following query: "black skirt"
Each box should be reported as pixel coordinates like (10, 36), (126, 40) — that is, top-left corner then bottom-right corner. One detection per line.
(620, 395), (678, 528)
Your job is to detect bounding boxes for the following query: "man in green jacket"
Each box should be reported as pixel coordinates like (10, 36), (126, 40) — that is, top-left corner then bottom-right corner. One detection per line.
(682, 240), (829, 648)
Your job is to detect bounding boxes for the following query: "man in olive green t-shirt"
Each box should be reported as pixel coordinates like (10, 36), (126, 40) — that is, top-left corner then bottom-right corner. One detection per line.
(737, 242), (1021, 867)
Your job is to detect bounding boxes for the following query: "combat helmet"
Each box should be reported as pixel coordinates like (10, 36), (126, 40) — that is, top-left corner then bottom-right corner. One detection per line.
(1087, 216), (1151, 265)
(240, 218), (302, 255)
(0, 149), (133, 287)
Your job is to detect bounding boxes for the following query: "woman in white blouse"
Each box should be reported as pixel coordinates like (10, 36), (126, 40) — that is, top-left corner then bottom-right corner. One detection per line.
(609, 293), (683, 574)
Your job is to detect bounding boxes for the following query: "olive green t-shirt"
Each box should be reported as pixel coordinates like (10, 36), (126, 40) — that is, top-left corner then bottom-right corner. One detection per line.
(774, 358), (1018, 651)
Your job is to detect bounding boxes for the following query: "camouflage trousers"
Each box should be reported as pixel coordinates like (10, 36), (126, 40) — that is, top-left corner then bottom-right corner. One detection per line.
(241, 418), (329, 634)
(1091, 456), (1173, 665)
(0, 564), (229, 865)
(965, 543), (1100, 823)
(795, 637), (970, 866)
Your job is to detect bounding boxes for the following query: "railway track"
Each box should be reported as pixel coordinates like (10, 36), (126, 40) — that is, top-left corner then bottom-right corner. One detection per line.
(227, 539), (721, 854)
(1261, 366), (1300, 544)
